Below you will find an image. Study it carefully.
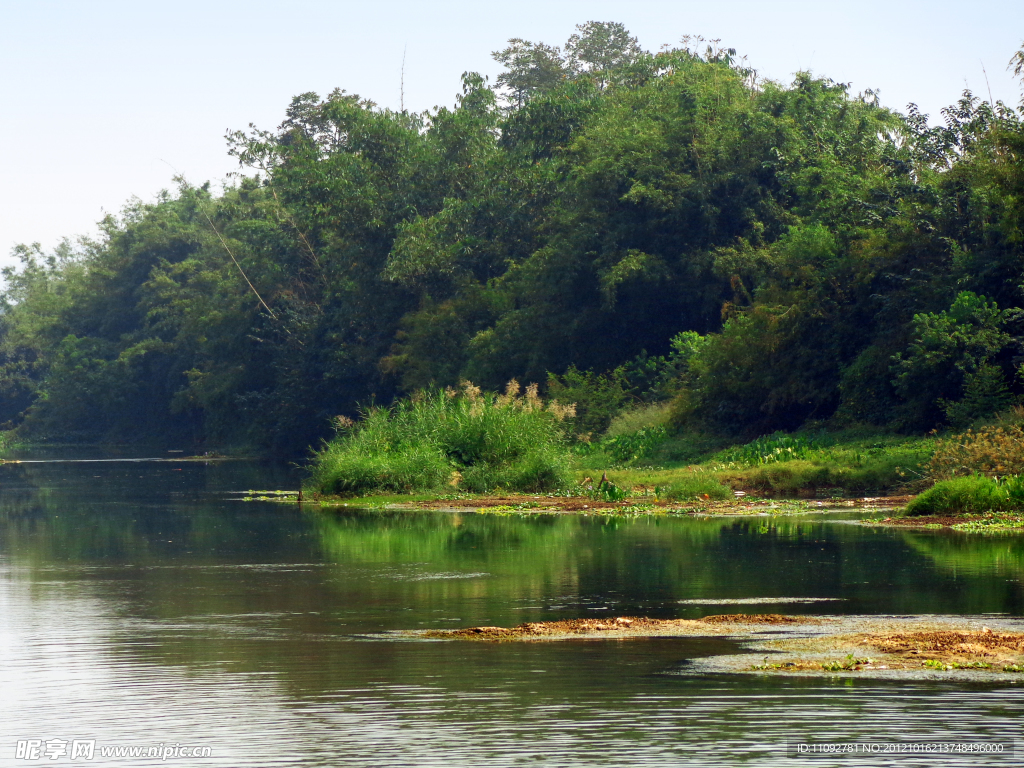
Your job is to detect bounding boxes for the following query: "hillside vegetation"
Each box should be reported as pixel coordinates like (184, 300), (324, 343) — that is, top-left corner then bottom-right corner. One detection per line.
(2, 24), (1024, 460)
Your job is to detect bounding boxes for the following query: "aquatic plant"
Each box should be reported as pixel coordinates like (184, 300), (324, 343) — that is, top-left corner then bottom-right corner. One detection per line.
(308, 381), (576, 495)
(821, 654), (874, 671)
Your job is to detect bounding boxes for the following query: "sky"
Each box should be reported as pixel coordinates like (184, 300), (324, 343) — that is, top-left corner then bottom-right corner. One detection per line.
(1, 0), (1022, 268)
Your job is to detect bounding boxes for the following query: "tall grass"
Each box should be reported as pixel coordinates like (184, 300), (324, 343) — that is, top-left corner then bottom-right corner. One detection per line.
(308, 381), (577, 496)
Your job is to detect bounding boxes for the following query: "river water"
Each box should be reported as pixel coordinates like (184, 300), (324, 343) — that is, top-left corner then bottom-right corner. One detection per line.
(1, 458), (1022, 766)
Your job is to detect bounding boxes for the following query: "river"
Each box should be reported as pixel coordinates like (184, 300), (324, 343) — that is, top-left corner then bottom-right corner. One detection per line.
(1, 457), (1022, 766)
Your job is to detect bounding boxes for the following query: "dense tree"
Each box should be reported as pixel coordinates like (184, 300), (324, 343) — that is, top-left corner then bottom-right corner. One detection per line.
(1, 30), (1022, 454)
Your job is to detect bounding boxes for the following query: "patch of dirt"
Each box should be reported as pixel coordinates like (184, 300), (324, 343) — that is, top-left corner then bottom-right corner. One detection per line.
(738, 620), (1024, 675)
(865, 629), (1024, 659)
(424, 616), (700, 640)
(700, 613), (805, 625)
(420, 613), (823, 641)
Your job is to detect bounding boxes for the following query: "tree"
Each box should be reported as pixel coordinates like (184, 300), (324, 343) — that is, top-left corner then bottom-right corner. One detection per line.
(492, 39), (567, 108)
(565, 21), (644, 88)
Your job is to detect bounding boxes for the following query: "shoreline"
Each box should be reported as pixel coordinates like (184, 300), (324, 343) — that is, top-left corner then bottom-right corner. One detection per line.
(309, 492), (914, 517)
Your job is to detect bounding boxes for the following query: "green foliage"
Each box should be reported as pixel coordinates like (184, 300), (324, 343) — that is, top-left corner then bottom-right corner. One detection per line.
(714, 431), (832, 466)
(711, 431), (933, 496)
(307, 382), (576, 495)
(604, 402), (673, 438)
(892, 292), (1015, 429)
(602, 425), (668, 463)
(545, 365), (632, 437)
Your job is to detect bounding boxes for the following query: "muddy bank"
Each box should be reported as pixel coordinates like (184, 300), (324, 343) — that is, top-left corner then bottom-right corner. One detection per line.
(323, 494), (913, 515)
(422, 613), (808, 641)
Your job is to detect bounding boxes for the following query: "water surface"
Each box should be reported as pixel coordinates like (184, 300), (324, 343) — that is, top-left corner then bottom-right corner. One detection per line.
(2, 459), (1022, 766)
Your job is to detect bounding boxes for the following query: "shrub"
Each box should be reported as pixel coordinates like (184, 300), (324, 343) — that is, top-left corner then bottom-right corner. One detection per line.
(602, 426), (668, 463)
(604, 401), (673, 438)
(904, 476), (1011, 516)
(927, 425), (1024, 479)
(546, 365), (632, 437)
(308, 381), (577, 495)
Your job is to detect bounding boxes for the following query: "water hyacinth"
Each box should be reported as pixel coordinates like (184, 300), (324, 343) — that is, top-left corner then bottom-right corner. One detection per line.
(308, 381), (577, 495)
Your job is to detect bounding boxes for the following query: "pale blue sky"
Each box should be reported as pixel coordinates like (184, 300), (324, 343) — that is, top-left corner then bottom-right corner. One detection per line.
(1, 1), (1022, 265)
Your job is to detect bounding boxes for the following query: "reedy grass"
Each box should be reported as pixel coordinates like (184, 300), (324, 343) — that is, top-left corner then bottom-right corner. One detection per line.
(308, 381), (577, 496)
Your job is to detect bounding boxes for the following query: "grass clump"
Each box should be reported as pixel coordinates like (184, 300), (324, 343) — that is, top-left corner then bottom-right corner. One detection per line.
(904, 475), (1024, 516)
(308, 381), (576, 496)
(664, 472), (732, 502)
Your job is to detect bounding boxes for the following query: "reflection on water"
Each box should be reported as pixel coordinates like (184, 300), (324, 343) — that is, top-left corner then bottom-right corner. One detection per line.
(1, 459), (1023, 766)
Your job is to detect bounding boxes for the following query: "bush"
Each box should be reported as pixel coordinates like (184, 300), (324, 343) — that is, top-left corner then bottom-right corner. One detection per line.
(927, 424), (1024, 479)
(308, 381), (577, 496)
(546, 365), (632, 437)
(604, 401), (673, 438)
(602, 426), (668, 463)
(904, 475), (1013, 516)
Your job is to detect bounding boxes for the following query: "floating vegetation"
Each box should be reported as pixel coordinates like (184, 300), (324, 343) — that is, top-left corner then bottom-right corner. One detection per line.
(822, 654), (876, 672)
(238, 490), (301, 502)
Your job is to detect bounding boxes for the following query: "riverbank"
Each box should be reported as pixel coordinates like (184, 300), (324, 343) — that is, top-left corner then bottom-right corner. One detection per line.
(303, 418), (1024, 530)
(309, 491), (913, 517)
